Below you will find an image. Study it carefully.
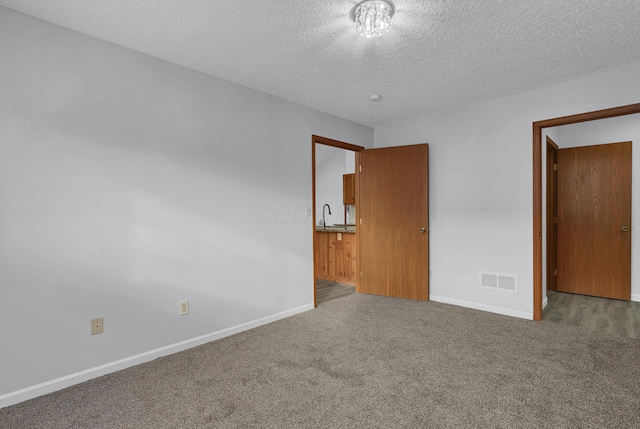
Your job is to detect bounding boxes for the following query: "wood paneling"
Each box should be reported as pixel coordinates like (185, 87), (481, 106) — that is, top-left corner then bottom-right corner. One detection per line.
(315, 231), (330, 280)
(358, 144), (428, 300)
(315, 231), (357, 285)
(556, 142), (632, 300)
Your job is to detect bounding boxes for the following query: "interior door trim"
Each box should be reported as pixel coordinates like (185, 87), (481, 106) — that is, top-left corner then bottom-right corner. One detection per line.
(532, 103), (640, 320)
(546, 136), (558, 293)
(312, 135), (364, 307)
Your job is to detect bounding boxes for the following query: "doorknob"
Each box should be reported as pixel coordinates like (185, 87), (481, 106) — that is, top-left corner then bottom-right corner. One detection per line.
(621, 226), (630, 232)
(420, 228), (426, 234)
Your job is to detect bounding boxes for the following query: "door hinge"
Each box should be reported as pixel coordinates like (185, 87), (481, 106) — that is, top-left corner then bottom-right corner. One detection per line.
(359, 165), (362, 172)
(553, 269), (557, 276)
(359, 218), (362, 225)
(553, 164), (558, 171)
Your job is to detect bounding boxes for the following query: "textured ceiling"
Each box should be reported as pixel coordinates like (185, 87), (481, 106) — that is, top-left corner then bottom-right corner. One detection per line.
(2, 1), (640, 127)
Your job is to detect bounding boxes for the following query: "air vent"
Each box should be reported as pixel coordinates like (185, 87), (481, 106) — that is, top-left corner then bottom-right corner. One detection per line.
(497, 275), (516, 291)
(481, 273), (498, 288)
(480, 272), (518, 293)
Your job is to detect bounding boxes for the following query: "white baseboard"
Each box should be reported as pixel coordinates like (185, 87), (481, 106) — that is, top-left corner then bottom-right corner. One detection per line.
(542, 295), (549, 309)
(632, 294), (640, 302)
(430, 295), (533, 320)
(0, 303), (314, 409)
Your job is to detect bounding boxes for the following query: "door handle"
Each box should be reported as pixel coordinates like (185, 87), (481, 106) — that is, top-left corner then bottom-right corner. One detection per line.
(420, 228), (426, 234)
(621, 226), (630, 232)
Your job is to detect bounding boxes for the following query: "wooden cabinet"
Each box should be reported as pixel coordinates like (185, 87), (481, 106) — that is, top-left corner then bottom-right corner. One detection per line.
(315, 231), (356, 285)
(343, 173), (355, 205)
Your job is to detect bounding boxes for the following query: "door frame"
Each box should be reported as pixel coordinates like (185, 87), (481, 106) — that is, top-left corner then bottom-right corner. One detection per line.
(312, 135), (364, 307)
(546, 136), (558, 292)
(532, 103), (640, 320)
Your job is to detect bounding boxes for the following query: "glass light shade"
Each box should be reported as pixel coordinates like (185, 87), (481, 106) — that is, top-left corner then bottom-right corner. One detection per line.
(353, 1), (393, 39)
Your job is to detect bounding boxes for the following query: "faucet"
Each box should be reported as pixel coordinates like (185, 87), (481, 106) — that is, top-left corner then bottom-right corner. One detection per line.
(322, 204), (332, 229)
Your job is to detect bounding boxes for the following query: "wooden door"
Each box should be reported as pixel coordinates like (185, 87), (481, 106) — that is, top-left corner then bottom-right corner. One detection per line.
(556, 142), (632, 300)
(357, 144), (429, 300)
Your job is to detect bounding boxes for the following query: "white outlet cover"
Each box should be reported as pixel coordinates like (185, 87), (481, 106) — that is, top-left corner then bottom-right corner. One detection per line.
(179, 300), (189, 316)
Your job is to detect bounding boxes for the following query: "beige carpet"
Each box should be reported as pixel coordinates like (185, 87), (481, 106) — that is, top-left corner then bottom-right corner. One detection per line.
(2, 293), (640, 428)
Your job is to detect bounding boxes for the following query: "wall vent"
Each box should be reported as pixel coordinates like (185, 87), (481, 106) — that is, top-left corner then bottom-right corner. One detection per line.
(481, 273), (498, 288)
(480, 272), (518, 293)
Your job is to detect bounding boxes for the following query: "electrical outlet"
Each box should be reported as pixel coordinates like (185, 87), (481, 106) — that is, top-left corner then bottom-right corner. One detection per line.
(179, 300), (189, 316)
(91, 317), (104, 335)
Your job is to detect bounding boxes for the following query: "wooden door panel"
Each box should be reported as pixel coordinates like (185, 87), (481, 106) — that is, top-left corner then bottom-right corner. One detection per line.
(343, 233), (356, 282)
(315, 231), (330, 280)
(556, 142), (632, 300)
(358, 144), (429, 300)
(315, 231), (356, 285)
(332, 234), (346, 279)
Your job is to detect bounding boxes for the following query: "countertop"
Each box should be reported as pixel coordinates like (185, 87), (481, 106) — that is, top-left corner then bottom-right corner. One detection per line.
(316, 225), (356, 233)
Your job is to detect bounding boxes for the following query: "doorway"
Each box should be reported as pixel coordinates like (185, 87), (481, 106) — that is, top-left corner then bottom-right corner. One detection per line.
(533, 103), (640, 320)
(312, 136), (363, 307)
(312, 136), (430, 306)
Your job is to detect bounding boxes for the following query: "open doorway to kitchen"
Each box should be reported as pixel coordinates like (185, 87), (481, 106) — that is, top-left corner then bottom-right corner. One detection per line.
(312, 136), (364, 307)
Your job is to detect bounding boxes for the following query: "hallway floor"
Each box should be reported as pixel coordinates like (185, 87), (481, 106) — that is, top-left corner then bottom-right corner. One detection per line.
(543, 290), (640, 340)
(316, 279), (355, 305)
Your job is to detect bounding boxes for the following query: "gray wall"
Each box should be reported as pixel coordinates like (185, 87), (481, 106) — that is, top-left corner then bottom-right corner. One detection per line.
(0, 7), (372, 401)
(315, 148), (353, 226)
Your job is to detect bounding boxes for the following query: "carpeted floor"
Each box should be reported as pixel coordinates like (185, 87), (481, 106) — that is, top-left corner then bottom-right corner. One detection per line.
(2, 293), (640, 428)
(543, 290), (640, 339)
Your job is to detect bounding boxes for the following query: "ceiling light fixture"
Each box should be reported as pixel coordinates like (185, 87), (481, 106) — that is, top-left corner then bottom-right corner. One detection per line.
(350, 0), (395, 39)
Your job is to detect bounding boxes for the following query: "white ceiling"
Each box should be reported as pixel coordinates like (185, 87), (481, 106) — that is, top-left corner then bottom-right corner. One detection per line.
(2, 1), (640, 128)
